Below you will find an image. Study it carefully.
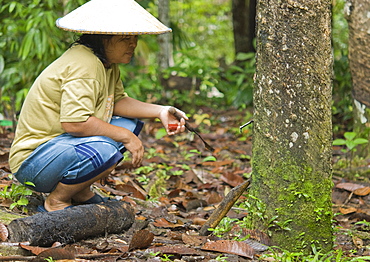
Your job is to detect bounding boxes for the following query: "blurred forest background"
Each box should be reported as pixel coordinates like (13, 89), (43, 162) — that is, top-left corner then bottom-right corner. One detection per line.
(0, 0), (351, 134)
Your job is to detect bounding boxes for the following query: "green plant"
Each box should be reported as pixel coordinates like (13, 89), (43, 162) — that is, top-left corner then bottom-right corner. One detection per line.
(333, 132), (369, 152)
(155, 128), (168, 140)
(160, 254), (174, 261)
(134, 164), (156, 175)
(148, 251), (161, 258)
(202, 155), (217, 162)
(260, 245), (370, 262)
(333, 132), (368, 168)
(215, 254), (229, 261)
(193, 113), (211, 127)
(354, 220), (370, 231)
(216, 52), (255, 108)
(44, 257), (55, 262)
(207, 217), (238, 237)
(0, 0), (86, 124)
(182, 149), (201, 160)
(145, 147), (161, 159)
(136, 174), (150, 185)
(238, 194), (267, 222)
(0, 177), (34, 212)
(267, 217), (292, 232)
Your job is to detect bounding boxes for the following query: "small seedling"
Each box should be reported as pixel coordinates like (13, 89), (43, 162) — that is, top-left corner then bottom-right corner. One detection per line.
(333, 132), (368, 152)
(0, 176), (34, 212)
(333, 131), (368, 169)
(160, 254), (174, 261)
(215, 254), (228, 261)
(207, 217), (238, 237)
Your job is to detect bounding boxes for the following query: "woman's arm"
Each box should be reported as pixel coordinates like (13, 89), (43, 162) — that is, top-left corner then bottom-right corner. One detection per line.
(113, 97), (188, 135)
(61, 116), (144, 167)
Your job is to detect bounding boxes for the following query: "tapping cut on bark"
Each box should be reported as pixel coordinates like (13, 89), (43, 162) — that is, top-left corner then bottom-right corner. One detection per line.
(239, 120), (254, 132)
(7, 201), (135, 247)
(169, 107), (215, 152)
(199, 179), (251, 236)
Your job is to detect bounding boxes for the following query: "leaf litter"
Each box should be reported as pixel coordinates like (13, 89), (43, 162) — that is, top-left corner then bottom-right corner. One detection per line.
(0, 108), (369, 261)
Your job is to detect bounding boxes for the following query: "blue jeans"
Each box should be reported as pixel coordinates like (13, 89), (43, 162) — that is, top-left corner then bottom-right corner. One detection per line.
(14, 117), (143, 193)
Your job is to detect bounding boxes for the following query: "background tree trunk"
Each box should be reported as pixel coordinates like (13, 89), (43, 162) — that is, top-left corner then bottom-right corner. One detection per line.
(249, 0), (333, 253)
(158, 0), (173, 70)
(345, 0), (370, 158)
(232, 0), (256, 56)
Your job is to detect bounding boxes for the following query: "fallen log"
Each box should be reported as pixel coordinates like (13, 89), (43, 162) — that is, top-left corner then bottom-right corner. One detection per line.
(7, 201), (134, 247)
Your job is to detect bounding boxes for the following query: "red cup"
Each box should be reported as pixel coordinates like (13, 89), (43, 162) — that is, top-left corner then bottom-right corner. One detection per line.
(168, 123), (178, 131)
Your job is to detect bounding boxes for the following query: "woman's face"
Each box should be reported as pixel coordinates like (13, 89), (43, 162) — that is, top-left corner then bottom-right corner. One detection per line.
(104, 35), (138, 65)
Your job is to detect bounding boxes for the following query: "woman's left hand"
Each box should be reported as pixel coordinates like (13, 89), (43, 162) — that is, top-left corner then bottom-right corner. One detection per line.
(159, 106), (188, 135)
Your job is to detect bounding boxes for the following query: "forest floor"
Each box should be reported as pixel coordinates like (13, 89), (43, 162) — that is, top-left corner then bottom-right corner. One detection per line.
(0, 107), (370, 261)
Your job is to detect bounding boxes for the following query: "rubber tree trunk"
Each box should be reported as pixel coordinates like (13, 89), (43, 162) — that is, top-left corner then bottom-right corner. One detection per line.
(346, 0), (370, 158)
(158, 0), (173, 70)
(232, 0), (256, 55)
(248, 0), (333, 253)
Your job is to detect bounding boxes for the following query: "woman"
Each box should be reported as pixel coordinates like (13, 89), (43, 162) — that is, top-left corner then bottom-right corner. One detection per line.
(9, 0), (187, 212)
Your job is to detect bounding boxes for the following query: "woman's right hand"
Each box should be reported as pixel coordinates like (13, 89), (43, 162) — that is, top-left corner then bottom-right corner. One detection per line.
(122, 133), (144, 167)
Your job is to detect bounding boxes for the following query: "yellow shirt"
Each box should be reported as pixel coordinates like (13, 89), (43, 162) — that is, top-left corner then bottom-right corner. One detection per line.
(9, 44), (128, 173)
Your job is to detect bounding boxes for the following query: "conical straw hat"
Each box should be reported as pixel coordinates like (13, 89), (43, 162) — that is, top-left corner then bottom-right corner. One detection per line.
(56, 0), (171, 35)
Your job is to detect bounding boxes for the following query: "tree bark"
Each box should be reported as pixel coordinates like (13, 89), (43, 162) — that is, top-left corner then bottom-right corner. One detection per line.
(232, 0), (256, 55)
(158, 0), (173, 69)
(346, 0), (370, 158)
(249, 0), (333, 253)
(7, 201), (135, 247)
(346, 0), (370, 108)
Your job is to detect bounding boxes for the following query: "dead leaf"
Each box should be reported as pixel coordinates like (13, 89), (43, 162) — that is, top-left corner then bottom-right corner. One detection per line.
(121, 196), (137, 207)
(204, 190), (223, 205)
(19, 243), (49, 255)
(128, 229), (154, 251)
(182, 234), (207, 246)
(37, 246), (76, 260)
(339, 207), (357, 214)
(201, 240), (255, 259)
(118, 245), (129, 253)
(168, 188), (182, 198)
(243, 238), (269, 252)
(153, 218), (184, 228)
(0, 151), (9, 164)
(240, 229), (271, 246)
(354, 187), (370, 196)
(147, 245), (201, 256)
(0, 223), (8, 241)
(167, 231), (183, 241)
(220, 173), (244, 187)
(336, 183), (365, 192)
(192, 217), (207, 226)
(352, 235), (363, 248)
(116, 184), (146, 200)
(20, 243), (74, 259)
(183, 199), (208, 211)
(202, 160), (234, 167)
(0, 198), (12, 208)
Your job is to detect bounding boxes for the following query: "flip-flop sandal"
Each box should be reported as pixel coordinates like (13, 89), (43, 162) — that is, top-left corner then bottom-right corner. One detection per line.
(37, 205), (74, 212)
(79, 194), (113, 204)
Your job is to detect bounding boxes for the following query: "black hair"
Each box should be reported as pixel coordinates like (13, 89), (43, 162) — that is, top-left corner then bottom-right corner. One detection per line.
(74, 34), (114, 65)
